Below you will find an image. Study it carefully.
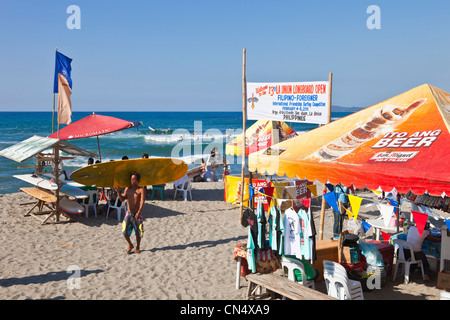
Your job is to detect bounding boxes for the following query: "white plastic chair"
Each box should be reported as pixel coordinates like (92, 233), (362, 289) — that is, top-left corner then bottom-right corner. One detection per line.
(106, 197), (127, 222)
(174, 178), (192, 201)
(281, 256), (315, 289)
(440, 224), (450, 272)
(323, 260), (364, 300)
(83, 190), (97, 218)
(392, 239), (424, 284)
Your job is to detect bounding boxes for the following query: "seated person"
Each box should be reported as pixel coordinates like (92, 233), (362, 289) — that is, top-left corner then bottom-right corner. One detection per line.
(200, 158), (206, 172)
(201, 165), (217, 182)
(405, 222), (441, 281)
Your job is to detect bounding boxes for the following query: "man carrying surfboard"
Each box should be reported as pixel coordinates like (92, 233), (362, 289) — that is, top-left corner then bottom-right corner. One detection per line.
(116, 171), (146, 254)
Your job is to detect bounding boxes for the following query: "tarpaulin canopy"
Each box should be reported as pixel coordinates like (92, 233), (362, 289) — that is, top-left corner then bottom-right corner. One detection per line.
(226, 120), (297, 156)
(248, 84), (450, 196)
(0, 135), (97, 163)
(48, 113), (141, 140)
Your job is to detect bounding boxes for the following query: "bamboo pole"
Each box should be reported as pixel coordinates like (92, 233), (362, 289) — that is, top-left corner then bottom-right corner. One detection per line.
(239, 48), (247, 224)
(319, 72), (333, 240)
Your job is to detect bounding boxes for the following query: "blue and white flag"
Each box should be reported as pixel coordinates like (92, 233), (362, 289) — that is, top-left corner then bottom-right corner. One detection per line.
(53, 51), (72, 93)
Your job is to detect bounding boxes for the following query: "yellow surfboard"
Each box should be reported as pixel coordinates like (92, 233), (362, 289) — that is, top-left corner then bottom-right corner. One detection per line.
(69, 158), (188, 188)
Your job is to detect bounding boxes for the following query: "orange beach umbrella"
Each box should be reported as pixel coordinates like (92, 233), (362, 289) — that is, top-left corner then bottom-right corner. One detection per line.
(248, 84), (450, 196)
(226, 120), (297, 156)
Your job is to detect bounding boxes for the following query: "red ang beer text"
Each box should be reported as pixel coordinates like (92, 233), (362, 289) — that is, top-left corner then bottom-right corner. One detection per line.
(372, 130), (441, 149)
(254, 83), (327, 97)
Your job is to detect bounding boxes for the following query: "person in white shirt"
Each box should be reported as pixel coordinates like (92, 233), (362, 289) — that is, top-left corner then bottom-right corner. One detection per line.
(405, 223), (441, 281)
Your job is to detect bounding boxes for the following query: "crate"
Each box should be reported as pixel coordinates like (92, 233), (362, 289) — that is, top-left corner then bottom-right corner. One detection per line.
(312, 239), (339, 281)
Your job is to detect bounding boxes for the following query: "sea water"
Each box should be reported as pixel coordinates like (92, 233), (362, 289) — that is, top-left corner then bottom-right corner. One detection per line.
(0, 111), (351, 194)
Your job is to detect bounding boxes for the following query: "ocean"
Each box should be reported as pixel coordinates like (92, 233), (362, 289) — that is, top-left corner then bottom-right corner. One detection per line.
(0, 111), (352, 194)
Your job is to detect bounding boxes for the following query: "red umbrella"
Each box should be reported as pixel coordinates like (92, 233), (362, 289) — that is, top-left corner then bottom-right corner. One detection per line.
(48, 113), (141, 161)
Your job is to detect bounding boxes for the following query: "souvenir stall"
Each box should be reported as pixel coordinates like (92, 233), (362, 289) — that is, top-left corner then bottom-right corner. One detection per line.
(239, 84), (450, 297)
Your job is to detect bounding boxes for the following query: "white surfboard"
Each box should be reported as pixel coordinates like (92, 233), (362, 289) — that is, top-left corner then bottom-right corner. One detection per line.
(14, 174), (88, 199)
(14, 174), (58, 190)
(60, 198), (85, 214)
(60, 184), (89, 199)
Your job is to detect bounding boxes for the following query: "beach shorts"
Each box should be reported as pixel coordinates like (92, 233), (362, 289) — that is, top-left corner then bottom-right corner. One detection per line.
(122, 211), (144, 237)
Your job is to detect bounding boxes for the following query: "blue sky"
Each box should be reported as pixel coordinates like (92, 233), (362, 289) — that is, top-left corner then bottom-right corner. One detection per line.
(0, 0), (449, 112)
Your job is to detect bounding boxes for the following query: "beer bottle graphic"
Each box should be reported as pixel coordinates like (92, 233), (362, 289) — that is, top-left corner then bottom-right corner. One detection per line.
(311, 98), (427, 161)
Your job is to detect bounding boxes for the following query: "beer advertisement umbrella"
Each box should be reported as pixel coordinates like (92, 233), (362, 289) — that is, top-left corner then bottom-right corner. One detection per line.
(226, 120), (297, 156)
(248, 84), (450, 197)
(48, 113), (141, 161)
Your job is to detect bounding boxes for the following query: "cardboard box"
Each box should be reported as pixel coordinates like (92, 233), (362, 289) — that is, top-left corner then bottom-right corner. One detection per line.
(437, 271), (450, 292)
(312, 239), (339, 281)
(339, 246), (351, 263)
(338, 230), (361, 264)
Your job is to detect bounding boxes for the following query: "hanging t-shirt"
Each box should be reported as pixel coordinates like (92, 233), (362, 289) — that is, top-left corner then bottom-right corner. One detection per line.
(308, 206), (317, 264)
(278, 209), (284, 256)
(246, 227), (256, 273)
(241, 208), (258, 249)
(269, 205), (283, 256)
(298, 208), (312, 261)
(283, 208), (302, 259)
(256, 201), (267, 250)
(269, 206), (278, 251)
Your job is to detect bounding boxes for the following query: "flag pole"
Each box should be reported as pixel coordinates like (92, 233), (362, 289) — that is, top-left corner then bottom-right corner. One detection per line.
(319, 72), (333, 240)
(52, 47), (58, 134)
(239, 48), (247, 224)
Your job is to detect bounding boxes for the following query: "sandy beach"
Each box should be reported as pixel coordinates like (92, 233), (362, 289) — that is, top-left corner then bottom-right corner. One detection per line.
(0, 180), (447, 300)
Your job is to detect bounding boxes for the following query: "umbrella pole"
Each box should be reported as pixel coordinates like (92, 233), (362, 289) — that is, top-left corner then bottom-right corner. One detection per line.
(239, 48), (247, 224)
(97, 136), (102, 162)
(319, 72), (333, 240)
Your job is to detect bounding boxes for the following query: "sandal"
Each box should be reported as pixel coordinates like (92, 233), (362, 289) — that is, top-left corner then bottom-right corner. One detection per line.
(135, 249), (141, 254)
(126, 246), (134, 254)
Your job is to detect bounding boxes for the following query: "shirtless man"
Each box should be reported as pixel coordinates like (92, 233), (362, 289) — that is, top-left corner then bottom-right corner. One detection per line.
(116, 171), (146, 254)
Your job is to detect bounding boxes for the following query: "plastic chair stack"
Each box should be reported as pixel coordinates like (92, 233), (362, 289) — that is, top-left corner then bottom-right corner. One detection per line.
(281, 256), (315, 289)
(323, 260), (364, 300)
(440, 224), (450, 273)
(392, 239), (424, 284)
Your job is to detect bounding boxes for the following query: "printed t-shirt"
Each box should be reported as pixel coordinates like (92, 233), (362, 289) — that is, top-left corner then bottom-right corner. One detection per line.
(283, 208), (302, 259)
(246, 227), (256, 273)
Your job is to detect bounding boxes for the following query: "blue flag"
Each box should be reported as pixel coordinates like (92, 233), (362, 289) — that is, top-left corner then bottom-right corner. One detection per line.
(249, 184), (254, 202)
(323, 191), (340, 213)
(53, 51), (72, 93)
(445, 219), (450, 232)
(362, 220), (372, 233)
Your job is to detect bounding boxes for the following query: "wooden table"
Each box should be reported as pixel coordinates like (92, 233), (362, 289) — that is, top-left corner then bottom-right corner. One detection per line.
(367, 218), (399, 241)
(246, 273), (336, 300)
(19, 187), (67, 225)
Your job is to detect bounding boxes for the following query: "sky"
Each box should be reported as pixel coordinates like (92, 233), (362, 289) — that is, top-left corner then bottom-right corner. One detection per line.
(0, 0), (449, 112)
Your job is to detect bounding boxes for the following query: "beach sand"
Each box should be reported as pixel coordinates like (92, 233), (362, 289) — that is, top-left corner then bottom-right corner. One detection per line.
(0, 180), (447, 300)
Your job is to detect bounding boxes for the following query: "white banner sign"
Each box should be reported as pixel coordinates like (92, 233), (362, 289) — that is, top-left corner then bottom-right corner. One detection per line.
(246, 81), (330, 124)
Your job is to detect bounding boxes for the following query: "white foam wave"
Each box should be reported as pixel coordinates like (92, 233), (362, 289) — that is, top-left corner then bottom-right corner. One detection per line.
(144, 132), (239, 144)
